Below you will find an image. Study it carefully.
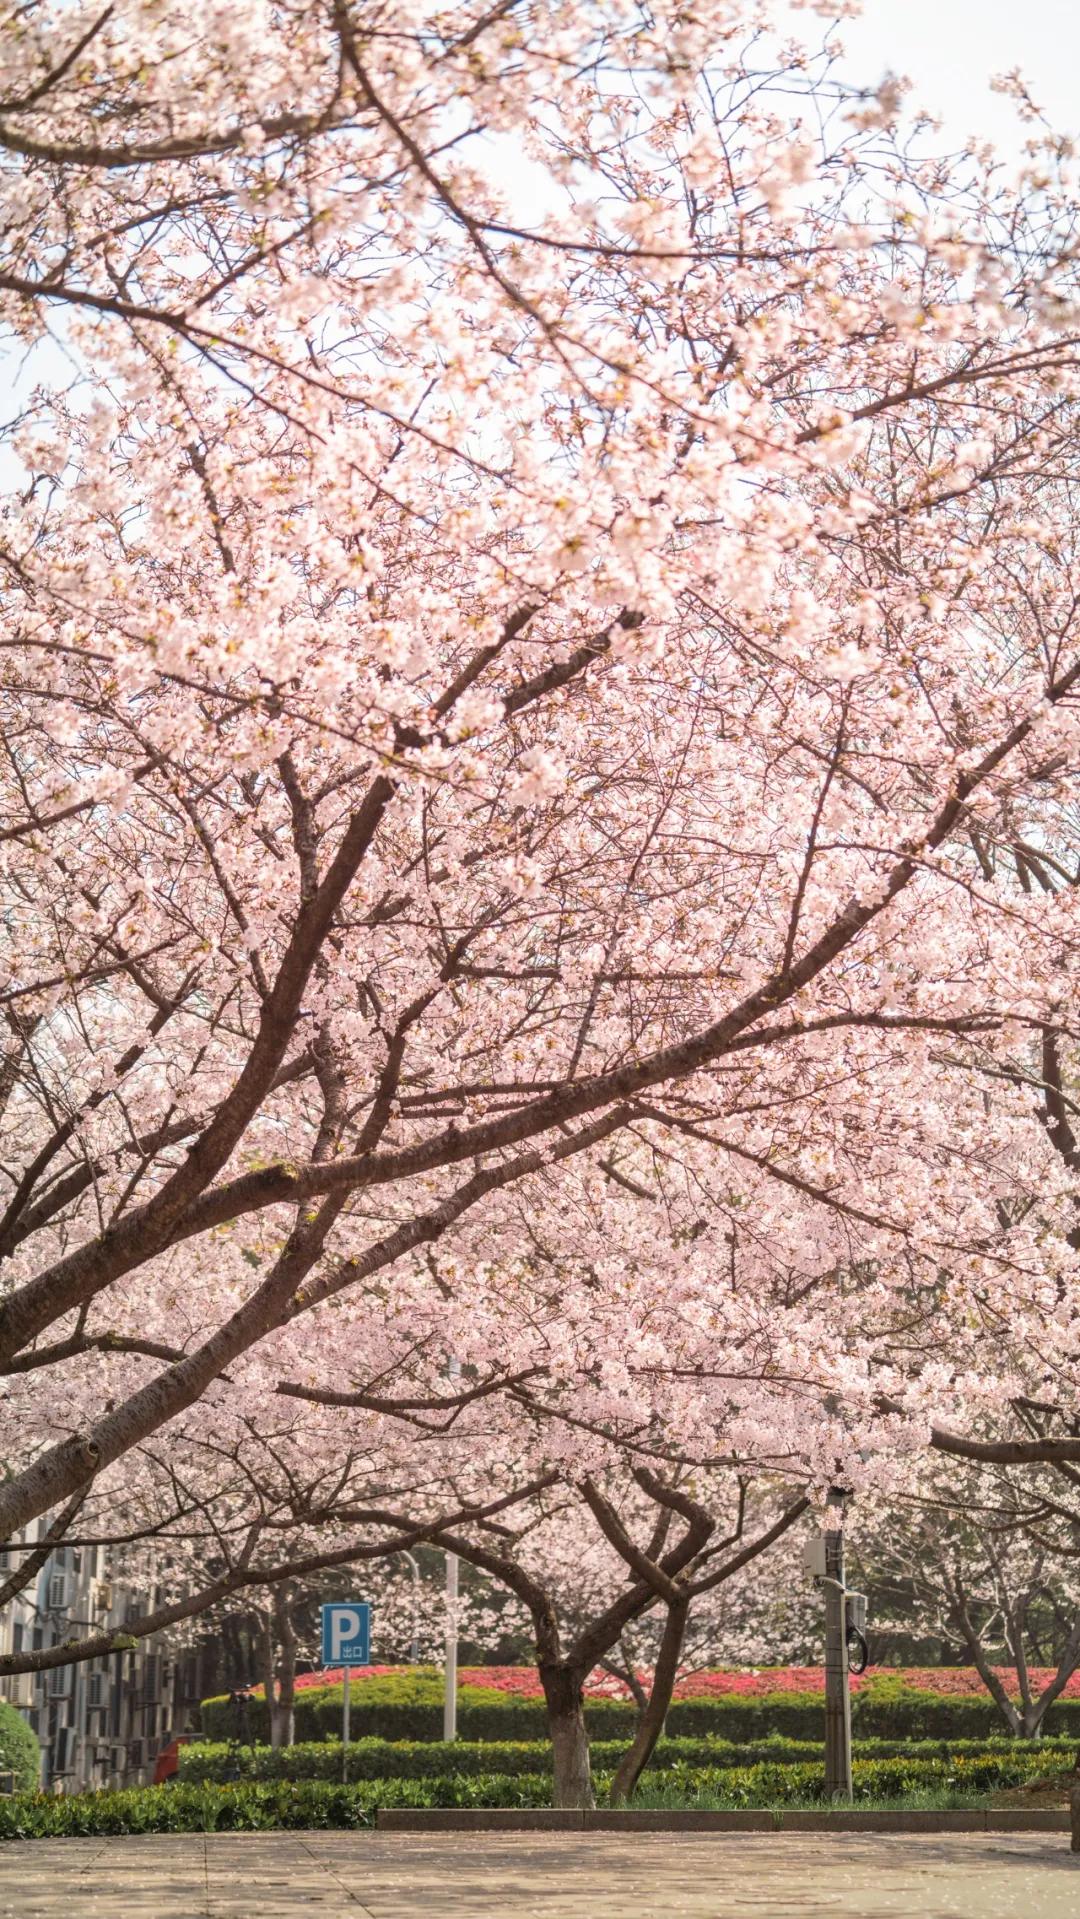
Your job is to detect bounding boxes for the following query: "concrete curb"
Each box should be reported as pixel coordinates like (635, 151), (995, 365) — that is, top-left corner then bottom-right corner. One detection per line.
(376, 1807), (1071, 1834)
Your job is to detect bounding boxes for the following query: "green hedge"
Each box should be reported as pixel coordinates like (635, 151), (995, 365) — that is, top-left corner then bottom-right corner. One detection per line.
(4, 1748), (1073, 1839)
(0, 1775), (560, 1841)
(0, 1702), (39, 1793)
(0, 1781), (374, 1839)
(199, 1673), (1080, 1745)
(198, 1680), (564, 1744)
(685, 1749), (1072, 1806)
(179, 1732), (1080, 1785)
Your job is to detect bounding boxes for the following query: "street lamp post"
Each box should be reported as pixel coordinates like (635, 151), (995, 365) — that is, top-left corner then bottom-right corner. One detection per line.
(401, 1550), (422, 1665)
(443, 1547), (458, 1742)
(442, 1358), (460, 1743)
(823, 1487), (853, 1802)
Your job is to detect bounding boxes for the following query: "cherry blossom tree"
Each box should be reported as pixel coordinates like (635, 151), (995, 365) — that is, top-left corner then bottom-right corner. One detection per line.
(847, 1457), (1080, 1738)
(2, 0), (1080, 1657)
(0, 1374), (809, 1804)
(0, 1393), (562, 1679)
(879, 1023), (1080, 1472)
(388, 1466), (808, 1806)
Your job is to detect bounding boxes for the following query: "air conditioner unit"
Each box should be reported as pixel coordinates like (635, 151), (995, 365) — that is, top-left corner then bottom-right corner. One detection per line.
(92, 1581), (113, 1613)
(46, 1572), (70, 1612)
(52, 1728), (78, 1778)
(126, 1739), (144, 1771)
(3, 1674), (33, 1710)
(86, 1671), (107, 1709)
(48, 1668), (72, 1700)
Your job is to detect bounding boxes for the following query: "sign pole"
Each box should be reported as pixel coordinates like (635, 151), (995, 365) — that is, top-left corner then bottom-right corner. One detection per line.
(823, 1488), (852, 1801)
(320, 1602), (370, 1785)
(342, 1664), (350, 1784)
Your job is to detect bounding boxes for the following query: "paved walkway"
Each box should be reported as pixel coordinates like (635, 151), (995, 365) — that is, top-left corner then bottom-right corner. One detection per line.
(1, 1830), (1078, 1917)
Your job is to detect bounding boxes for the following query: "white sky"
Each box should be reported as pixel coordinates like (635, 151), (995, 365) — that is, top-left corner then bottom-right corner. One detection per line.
(825, 0), (1079, 148)
(488, 0), (1079, 231)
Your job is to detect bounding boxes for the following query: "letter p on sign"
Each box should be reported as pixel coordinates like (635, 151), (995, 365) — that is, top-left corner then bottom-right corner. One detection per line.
(320, 1601), (371, 1669)
(331, 1608), (360, 1660)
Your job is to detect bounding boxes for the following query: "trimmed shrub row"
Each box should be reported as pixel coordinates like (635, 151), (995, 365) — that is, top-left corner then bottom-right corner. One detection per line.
(701, 1749), (1072, 1806)
(199, 1677), (1080, 1746)
(179, 1732), (1080, 1785)
(4, 1748), (1074, 1840)
(0, 1781), (376, 1840)
(198, 1681), (556, 1744)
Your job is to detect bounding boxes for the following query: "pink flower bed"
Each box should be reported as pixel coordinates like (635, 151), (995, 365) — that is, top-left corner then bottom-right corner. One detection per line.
(277, 1662), (1080, 1700)
(665, 1665), (1080, 1699)
(287, 1664), (404, 1693)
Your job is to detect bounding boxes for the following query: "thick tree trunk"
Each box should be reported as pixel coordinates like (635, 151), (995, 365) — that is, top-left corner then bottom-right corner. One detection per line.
(609, 1596), (688, 1804)
(1003, 1596), (1037, 1736)
(1016, 1641), (1080, 1739)
(540, 1663), (594, 1809)
(268, 1582), (297, 1749)
(952, 1582), (1080, 1740)
(257, 1611), (275, 1746)
(950, 1585), (1023, 1735)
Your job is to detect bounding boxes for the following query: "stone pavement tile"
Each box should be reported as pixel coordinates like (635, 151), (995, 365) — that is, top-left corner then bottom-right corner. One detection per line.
(315, 1832), (1080, 1919)
(0, 1836), (203, 1919)
(203, 1833), (375, 1916)
(0, 1828), (1079, 1918)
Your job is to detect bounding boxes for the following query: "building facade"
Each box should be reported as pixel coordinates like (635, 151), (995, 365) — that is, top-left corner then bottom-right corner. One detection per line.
(0, 1531), (215, 1791)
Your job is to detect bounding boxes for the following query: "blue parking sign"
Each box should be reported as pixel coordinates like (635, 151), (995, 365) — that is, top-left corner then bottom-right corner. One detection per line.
(321, 1601), (371, 1668)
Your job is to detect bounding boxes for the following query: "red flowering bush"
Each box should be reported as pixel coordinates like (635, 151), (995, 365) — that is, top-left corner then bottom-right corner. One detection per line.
(272, 1663), (1080, 1702)
(672, 1666), (1080, 1699)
